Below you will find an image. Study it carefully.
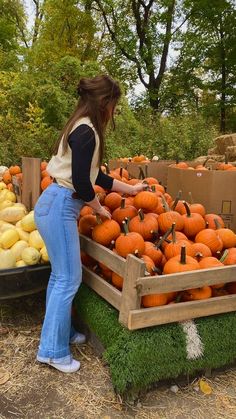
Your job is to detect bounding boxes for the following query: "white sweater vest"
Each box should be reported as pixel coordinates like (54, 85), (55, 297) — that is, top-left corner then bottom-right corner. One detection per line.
(47, 117), (100, 191)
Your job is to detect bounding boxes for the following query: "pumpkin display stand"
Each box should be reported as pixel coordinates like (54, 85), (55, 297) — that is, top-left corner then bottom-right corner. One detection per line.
(71, 234), (236, 396)
(74, 284), (236, 397)
(0, 264), (51, 300)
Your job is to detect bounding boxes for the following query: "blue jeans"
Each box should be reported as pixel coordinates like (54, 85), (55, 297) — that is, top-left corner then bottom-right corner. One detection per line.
(34, 183), (84, 362)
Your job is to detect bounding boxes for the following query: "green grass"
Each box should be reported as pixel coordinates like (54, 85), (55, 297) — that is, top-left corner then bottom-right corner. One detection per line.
(74, 284), (236, 395)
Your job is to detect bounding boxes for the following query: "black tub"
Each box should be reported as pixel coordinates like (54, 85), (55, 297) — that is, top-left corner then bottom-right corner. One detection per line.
(0, 264), (51, 300)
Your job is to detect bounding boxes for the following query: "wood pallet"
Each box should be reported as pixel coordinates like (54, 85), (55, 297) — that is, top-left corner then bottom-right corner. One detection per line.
(80, 234), (236, 330)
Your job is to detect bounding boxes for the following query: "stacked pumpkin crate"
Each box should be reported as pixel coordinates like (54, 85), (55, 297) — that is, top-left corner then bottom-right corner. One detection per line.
(78, 166), (236, 330)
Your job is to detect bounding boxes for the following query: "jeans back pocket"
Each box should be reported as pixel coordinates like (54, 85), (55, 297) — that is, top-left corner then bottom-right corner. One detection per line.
(34, 190), (58, 217)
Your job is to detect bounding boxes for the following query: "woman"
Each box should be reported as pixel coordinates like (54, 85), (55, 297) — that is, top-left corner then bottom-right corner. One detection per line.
(35, 75), (145, 373)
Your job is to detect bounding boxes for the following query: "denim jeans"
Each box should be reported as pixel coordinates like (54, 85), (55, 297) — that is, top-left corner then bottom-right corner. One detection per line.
(34, 183), (84, 362)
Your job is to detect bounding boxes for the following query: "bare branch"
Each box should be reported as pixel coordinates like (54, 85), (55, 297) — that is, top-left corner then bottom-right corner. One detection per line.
(155, 0), (175, 88)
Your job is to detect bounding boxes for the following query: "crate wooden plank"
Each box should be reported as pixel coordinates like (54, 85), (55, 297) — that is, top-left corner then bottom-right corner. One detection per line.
(12, 175), (22, 203)
(128, 294), (236, 330)
(82, 265), (122, 310)
(136, 265), (236, 296)
(119, 254), (146, 327)
(80, 234), (126, 277)
(21, 157), (41, 210)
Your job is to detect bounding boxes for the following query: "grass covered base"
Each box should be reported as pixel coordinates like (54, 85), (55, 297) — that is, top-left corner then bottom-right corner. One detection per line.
(74, 284), (236, 395)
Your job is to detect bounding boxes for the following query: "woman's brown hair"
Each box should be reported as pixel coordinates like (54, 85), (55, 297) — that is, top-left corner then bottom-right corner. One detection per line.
(54, 74), (121, 165)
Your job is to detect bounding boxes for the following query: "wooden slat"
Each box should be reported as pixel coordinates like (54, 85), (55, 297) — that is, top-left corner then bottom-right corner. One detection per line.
(82, 265), (122, 310)
(128, 294), (236, 330)
(80, 234), (126, 276)
(118, 254), (146, 327)
(136, 265), (236, 296)
(22, 157), (41, 210)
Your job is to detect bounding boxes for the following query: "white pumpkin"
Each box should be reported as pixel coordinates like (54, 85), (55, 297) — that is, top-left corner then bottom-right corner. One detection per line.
(0, 200), (14, 211)
(40, 246), (49, 262)
(0, 220), (16, 233)
(16, 227), (29, 242)
(29, 230), (44, 250)
(11, 240), (29, 261)
(21, 247), (40, 265)
(0, 181), (7, 190)
(21, 212), (36, 232)
(0, 229), (19, 249)
(16, 260), (27, 267)
(0, 206), (27, 223)
(0, 249), (16, 269)
(5, 191), (16, 203)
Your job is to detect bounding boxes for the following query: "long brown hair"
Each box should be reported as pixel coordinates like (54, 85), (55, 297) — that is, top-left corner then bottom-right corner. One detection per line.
(54, 75), (121, 165)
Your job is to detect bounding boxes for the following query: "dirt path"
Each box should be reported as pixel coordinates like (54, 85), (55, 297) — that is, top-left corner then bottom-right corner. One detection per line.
(1, 292), (236, 419)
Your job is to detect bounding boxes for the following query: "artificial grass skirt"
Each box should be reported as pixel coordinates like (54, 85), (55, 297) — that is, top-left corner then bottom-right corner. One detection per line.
(74, 284), (236, 395)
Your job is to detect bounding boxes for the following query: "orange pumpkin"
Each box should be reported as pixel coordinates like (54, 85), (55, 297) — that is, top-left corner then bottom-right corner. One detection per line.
(3, 171), (12, 185)
(115, 221), (145, 258)
(142, 293), (168, 307)
(163, 246), (199, 274)
(133, 190), (159, 212)
(9, 165), (21, 175)
(104, 192), (123, 211)
(129, 209), (159, 241)
(41, 176), (53, 190)
(111, 272), (123, 289)
(41, 161), (48, 171)
(78, 214), (97, 237)
(182, 286), (212, 301)
(92, 219), (120, 247)
(195, 229), (223, 254)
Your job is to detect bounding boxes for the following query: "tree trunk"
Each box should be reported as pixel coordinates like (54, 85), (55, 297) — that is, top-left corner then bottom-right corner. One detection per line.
(220, 19), (226, 133)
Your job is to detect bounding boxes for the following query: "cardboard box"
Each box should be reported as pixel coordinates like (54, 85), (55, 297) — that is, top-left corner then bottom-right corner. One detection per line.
(167, 167), (236, 232)
(108, 159), (176, 186)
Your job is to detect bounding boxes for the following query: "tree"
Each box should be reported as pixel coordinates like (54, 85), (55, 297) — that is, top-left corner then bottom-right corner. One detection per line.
(92, 0), (192, 110)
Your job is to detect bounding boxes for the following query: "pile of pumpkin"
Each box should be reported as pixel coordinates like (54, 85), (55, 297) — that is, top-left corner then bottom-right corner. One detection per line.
(171, 161), (236, 171)
(0, 182), (49, 269)
(40, 161), (53, 191)
(0, 165), (22, 191)
(78, 167), (236, 307)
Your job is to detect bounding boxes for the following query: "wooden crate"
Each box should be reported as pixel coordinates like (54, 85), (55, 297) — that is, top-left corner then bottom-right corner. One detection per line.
(80, 234), (236, 331)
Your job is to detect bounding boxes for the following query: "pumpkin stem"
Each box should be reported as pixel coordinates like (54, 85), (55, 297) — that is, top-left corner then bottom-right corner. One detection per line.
(155, 226), (173, 249)
(109, 240), (115, 250)
(188, 191), (194, 204)
(161, 195), (170, 212)
(225, 152), (229, 164)
(138, 208), (145, 221)
(134, 249), (140, 258)
(152, 266), (162, 275)
(205, 221), (209, 229)
(220, 249), (228, 263)
(120, 198), (126, 209)
(203, 157), (210, 167)
(150, 230), (159, 241)
(119, 167), (123, 178)
(138, 166), (145, 180)
(171, 190), (182, 211)
(96, 214), (103, 224)
(214, 218), (221, 230)
(171, 222), (176, 243)
(195, 252), (203, 262)
(122, 220), (129, 235)
(104, 163), (110, 174)
(183, 201), (191, 217)
(144, 164), (148, 178)
(180, 246), (187, 264)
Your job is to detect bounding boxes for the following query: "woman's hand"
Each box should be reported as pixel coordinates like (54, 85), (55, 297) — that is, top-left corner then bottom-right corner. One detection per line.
(96, 206), (111, 219)
(130, 182), (149, 196)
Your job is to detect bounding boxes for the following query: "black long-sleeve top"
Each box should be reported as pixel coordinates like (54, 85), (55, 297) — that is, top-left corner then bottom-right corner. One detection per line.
(68, 124), (113, 201)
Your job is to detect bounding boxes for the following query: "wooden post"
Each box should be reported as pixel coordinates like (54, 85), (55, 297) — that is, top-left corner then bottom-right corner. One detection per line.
(118, 254), (146, 327)
(21, 157), (41, 210)
(12, 175), (22, 203)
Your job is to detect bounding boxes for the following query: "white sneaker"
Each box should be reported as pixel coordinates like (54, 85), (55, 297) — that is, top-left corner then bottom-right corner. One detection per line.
(70, 332), (86, 345)
(37, 356), (80, 373)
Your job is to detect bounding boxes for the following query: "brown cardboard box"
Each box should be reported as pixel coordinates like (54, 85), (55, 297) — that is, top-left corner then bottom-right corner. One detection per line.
(108, 159), (176, 186)
(167, 167), (236, 232)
